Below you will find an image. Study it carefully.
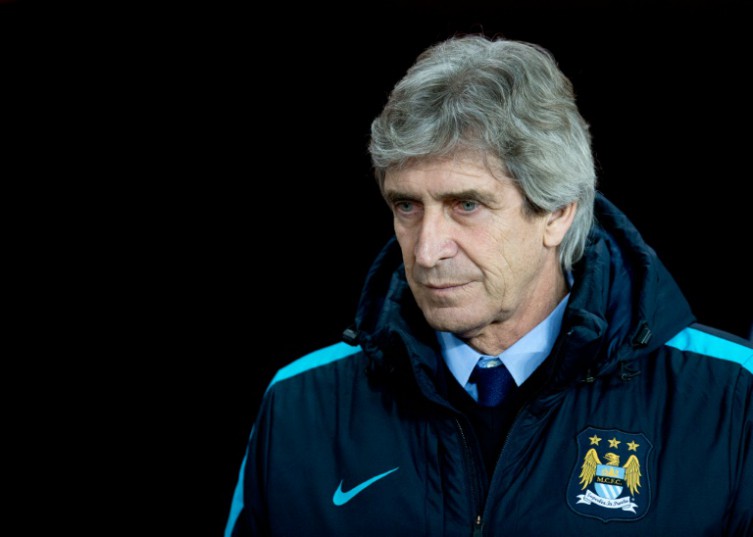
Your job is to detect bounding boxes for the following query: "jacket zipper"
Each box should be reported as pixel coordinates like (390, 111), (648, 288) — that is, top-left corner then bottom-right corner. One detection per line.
(455, 399), (534, 535)
(454, 418), (484, 535)
(473, 515), (483, 536)
(483, 371), (589, 530)
(476, 403), (529, 535)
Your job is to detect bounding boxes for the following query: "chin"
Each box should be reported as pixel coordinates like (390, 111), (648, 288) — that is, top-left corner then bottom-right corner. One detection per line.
(419, 307), (485, 337)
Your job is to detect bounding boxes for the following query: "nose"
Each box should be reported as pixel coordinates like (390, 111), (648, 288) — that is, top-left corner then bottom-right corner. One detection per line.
(414, 210), (457, 268)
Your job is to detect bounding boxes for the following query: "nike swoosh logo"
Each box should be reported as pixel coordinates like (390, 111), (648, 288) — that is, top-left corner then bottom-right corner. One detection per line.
(332, 467), (399, 506)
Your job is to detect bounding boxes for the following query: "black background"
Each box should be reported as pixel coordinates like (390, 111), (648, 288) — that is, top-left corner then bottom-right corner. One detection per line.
(197, 4), (751, 535)
(5, 1), (750, 534)
(186, 3), (751, 535)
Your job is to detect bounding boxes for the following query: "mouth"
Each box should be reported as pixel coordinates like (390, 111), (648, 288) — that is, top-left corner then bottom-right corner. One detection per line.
(423, 282), (470, 291)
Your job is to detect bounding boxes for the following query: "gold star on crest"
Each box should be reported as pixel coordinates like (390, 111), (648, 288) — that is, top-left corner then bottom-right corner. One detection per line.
(588, 434), (602, 445)
(627, 440), (640, 451)
(608, 437), (621, 448)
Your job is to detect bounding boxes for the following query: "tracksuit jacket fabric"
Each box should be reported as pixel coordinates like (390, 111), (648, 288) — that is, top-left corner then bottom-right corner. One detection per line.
(226, 194), (753, 536)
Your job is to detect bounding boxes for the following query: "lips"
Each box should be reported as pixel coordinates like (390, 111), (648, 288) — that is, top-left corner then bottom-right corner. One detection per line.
(424, 283), (467, 289)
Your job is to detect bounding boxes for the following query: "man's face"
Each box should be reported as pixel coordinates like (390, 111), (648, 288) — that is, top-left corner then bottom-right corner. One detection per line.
(382, 153), (560, 339)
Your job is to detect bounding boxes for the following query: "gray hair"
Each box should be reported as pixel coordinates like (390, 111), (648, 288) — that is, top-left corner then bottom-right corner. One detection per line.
(369, 34), (596, 271)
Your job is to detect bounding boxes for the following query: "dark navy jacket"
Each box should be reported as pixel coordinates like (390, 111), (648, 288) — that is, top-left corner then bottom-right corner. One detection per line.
(226, 195), (752, 536)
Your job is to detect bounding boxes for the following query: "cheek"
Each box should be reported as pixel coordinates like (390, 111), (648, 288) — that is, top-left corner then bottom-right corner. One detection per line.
(473, 228), (535, 274)
(504, 217), (546, 248)
(395, 229), (416, 262)
(503, 225), (550, 277)
(458, 233), (506, 285)
(469, 229), (506, 262)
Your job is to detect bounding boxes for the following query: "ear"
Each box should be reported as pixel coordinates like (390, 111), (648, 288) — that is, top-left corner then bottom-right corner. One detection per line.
(543, 202), (577, 248)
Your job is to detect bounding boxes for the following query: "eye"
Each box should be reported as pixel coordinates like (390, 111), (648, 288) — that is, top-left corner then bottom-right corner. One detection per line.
(457, 200), (479, 213)
(395, 201), (415, 214)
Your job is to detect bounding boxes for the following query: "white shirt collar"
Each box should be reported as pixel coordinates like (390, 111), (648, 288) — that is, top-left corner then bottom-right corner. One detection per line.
(437, 291), (570, 389)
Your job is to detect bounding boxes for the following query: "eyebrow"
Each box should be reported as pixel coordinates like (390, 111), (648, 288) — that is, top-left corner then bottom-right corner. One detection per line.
(383, 188), (498, 205)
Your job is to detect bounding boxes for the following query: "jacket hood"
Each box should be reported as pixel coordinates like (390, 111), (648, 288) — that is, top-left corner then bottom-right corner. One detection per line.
(552, 194), (696, 387)
(345, 193), (695, 388)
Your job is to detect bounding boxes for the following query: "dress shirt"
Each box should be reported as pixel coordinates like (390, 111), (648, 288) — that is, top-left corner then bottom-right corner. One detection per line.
(437, 292), (570, 401)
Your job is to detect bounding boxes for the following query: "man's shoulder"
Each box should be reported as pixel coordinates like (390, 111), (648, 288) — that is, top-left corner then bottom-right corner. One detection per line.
(664, 324), (753, 374)
(268, 341), (365, 390)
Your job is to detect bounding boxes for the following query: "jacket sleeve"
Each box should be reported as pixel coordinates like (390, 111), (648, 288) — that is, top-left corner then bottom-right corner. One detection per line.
(224, 392), (274, 537)
(726, 366), (753, 536)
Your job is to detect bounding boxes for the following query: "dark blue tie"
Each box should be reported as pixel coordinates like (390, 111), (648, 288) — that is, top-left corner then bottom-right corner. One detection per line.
(471, 358), (516, 407)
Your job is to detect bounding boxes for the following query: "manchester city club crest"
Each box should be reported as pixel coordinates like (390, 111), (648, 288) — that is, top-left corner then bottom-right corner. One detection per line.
(566, 427), (652, 522)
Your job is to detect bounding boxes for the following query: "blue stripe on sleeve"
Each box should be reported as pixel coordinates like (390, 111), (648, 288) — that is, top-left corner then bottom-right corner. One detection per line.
(666, 327), (753, 372)
(224, 448), (248, 537)
(269, 341), (361, 389)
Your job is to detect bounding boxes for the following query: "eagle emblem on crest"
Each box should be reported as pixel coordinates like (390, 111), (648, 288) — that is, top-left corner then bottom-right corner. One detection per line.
(567, 428), (652, 522)
(579, 448), (641, 497)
